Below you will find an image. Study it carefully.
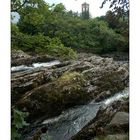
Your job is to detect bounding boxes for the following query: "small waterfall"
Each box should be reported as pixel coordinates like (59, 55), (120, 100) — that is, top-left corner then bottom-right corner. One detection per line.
(41, 103), (100, 140)
(103, 88), (129, 105)
(11, 60), (60, 72)
(40, 88), (129, 140)
(32, 60), (60, 68)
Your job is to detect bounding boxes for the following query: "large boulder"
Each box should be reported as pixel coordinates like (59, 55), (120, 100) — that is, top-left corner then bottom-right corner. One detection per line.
(105, 112), (129, 134)
(110, 112), (129, 125)
(16, 72), (91, 121)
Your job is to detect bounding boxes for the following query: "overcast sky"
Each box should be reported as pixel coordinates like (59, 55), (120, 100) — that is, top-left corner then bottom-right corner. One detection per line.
(12, 0), (110, 23)
(45, 0), (110, 17)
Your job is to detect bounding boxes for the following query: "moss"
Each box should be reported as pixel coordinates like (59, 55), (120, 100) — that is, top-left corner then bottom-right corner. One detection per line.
(57, 72), (86, 86)
(18, 72), (90, 120)
(44, 72), (87, 105)
(92, 71), (125, 94)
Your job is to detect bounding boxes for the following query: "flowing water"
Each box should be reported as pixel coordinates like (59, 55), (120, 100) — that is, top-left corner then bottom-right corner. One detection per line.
(11, 60), (60, 72)
(40, 88), (129, 140)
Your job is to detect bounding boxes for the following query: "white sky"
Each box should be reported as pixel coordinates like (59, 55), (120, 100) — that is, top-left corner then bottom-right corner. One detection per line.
(45, 0), (110, 17)
(12, 0), (110, 23)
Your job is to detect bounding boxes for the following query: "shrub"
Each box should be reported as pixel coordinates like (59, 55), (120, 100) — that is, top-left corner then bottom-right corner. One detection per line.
(46, 38), (77, 59)
(87, 19), (126, 53)
(11, 29), (77, 59)
(11, 109), (29, 140)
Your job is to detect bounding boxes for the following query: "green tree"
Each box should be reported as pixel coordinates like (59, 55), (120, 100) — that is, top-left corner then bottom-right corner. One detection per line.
(101, 0), (129, 11)
(11, 0), (28, 12)
(52, 3), (66, 13)
(101, 0), (129, 20)
(17, 0), (49, 35)
(11, 0), (46, 12)
(12, 0), (128, 55)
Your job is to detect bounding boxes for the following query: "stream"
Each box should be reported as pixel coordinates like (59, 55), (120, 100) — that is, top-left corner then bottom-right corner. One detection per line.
(11, 60), (60, 72)
(40, 88), (129, 140)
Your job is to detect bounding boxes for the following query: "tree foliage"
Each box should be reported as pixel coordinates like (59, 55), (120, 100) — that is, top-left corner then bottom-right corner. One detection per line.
(101, 0), (129, 23)
(11, 0), (28, 12)
(101, 0), (129, 11)
(12, 1), (129, 55)
(12, 24), (77, 59)
(11, 109), (29, 140)
(11, 0), (46, 12)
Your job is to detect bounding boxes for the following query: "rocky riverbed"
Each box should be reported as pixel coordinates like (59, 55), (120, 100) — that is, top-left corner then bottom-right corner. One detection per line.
(11, 50), (129, 140)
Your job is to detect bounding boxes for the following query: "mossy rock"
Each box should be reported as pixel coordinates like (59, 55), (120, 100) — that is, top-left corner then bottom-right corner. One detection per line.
(92, 134), (129, 140)
(17, 72), (90, 121)
(83, 67), (128, 101)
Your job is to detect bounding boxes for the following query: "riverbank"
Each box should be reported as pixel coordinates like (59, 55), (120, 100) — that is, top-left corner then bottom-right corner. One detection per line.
(11, 50), (129, 140)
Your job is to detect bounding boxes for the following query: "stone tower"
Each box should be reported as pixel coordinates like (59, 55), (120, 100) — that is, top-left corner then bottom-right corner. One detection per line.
(82, 2), (89, 13)
(82, 2), (89, 19)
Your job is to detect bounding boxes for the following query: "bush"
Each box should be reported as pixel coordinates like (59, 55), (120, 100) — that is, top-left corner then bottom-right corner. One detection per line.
(45, 17), (127, 54)
(11, 109), (29, 140)
(11, 28), (77, 60)
(87, 19), (127, 53)
(45, 38), (77, 59)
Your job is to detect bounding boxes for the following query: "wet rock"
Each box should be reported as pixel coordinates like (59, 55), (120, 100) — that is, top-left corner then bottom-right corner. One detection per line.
(105, 112), (129, 134)
(92, 134), (129, 140)
(110, 112), (129, 125)
(71, 98), (129, 140)
(24, 128), (42, 140)
(94, 91), (112, 102)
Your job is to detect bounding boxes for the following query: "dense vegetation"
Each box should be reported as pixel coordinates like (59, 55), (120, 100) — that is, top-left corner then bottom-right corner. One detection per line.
(11, 0), (129, 57)
(11, 109), (29, 140)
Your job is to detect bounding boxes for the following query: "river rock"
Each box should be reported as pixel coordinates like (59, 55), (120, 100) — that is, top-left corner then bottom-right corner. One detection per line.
(104, 112), (129, 134)
(12, 53), (129, 122)
(11, 55), (56, 66)
(11, 50), (56, 66)
(92, 134), (129, 140)
(71, 98), (129, 140)
(82, 62), (128, 100)
(94, 91), (112, 102)
(110, 112), (129, 125)
(101, 52), (129, 61)
(11, 49), (31, 60)
(16, 72), (91, 121)
(11, 69), (47, 104)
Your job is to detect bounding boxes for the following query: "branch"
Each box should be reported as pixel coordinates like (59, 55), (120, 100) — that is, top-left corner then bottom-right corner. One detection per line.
(11, 0), (28, 12)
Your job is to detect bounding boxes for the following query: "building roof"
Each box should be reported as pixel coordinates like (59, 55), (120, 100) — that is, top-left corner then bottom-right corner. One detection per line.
(82, 2), (89, 6)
